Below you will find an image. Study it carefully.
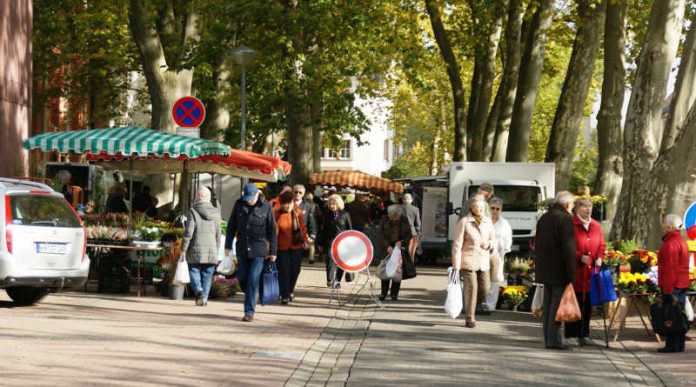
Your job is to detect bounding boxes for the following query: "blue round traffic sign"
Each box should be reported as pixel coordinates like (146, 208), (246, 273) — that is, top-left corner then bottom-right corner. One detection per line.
(684, 202), (696, 230)
(172, 97), (206, 127)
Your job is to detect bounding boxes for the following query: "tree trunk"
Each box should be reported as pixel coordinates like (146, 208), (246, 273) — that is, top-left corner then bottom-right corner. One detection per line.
(661, 10), (696, 153)
(545, 0), (605, 190)
(490, 0), (524, 162)
(594, 0), (627, 232)
(639, 104), (696, 249)
(468, 3), (504, 161)
(431, 97), (445, 175)
(505, 0), (554, 162)
(128, 0), (198, 132)
(426, 0), (467, 161)
(283, 2), (312, 185)
(309, 92), (324, 173)
(611, 0), (685, 242)
(200, 54), (231, 141)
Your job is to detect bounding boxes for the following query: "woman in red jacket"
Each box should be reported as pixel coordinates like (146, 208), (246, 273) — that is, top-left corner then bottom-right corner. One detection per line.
(657, 213), (690, 353)
(566, 197), (605, 344)
(274, 191), (309, 304)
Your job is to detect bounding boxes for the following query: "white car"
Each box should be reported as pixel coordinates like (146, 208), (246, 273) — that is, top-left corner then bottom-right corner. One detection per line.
(0, 178), (89, 305)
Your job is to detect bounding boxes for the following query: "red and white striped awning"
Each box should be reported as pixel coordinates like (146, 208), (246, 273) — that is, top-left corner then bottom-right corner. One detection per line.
(309, 170), (403, 193)
(87, 149), (291, 182)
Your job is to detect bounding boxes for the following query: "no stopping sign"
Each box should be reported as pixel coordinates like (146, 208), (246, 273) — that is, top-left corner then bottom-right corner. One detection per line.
(331, 230), (373, 273)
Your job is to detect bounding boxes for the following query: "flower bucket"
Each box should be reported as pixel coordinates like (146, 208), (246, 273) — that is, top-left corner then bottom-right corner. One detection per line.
(168, 283), (185, 300)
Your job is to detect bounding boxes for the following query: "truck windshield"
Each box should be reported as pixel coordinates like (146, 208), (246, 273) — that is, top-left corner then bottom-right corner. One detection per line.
(466, 185), (542, 212)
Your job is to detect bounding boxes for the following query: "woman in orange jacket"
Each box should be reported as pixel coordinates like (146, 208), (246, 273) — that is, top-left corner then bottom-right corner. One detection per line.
(274, 191), (309, 304)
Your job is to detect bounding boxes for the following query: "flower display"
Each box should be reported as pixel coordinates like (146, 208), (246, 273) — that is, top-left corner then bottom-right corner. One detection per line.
(617, 272), (659, 294)
(602, 249), (626, 268)
(626, 248), (657, 274)
(507, 258), (533, 276)
(210, 275), (241, 299)
(502, 285), (528, 307)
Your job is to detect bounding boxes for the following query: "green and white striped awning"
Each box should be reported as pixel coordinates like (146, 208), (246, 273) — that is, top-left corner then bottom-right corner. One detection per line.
(23, 126), (230, 158)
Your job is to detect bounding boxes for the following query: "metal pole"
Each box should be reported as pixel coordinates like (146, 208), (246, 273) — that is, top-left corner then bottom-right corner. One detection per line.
(240, 64), (247, 151)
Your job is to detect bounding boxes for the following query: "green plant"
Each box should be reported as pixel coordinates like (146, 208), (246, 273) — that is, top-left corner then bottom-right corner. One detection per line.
(136, 226), (162, 242)
(615, 239), (640, 255)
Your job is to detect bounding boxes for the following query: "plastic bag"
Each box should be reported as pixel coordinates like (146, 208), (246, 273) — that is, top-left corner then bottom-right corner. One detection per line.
(531, 284), (544, 318)
(217, 254), (235, 275)
(685, 299), (694, 322)
(172, 254), (190, 285)
(555, 283), (581, 323)
(590, 267), (618, 306)
(444, 267), (463, 319)
(385, 247), (403, 281)
(376, 256), (390, 280)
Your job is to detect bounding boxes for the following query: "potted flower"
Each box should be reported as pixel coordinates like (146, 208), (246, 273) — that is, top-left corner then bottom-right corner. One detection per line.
(502, 286), (528, 311)
(132, 226), (162, 248)
(209, 275), (241, 300)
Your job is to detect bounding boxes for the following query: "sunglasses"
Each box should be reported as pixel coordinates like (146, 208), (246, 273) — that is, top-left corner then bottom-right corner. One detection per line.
(294, 191), (304, 194)
(490, 207), (501, 211)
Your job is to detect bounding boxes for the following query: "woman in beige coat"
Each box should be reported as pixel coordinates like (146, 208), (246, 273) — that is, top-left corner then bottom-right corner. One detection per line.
(452, 197), (495, 328)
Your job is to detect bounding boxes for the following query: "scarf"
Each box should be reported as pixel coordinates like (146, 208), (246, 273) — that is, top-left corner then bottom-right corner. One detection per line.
(579, 215), (591, 231)
(473, 214), (482, 225)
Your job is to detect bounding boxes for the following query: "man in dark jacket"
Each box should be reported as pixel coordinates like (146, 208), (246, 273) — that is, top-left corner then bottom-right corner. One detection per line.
(225, 183), (277, 322)
(534, 191), (577, 350)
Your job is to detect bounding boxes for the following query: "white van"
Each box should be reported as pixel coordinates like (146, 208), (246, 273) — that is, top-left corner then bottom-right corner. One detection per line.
(0, 178), (90, 305)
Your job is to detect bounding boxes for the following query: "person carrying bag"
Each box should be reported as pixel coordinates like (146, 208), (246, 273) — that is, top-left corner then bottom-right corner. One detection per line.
(377, 205), (415, 301)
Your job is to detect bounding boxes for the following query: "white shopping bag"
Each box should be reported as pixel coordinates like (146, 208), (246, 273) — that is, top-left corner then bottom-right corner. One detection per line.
(444, 267), (463, 319)
(217, 253), (235, 275)
(685, 299), (694, 322)
(531, 284), (544, 317)
(172, 254), (190, 285)
(385, 247), (403, 281)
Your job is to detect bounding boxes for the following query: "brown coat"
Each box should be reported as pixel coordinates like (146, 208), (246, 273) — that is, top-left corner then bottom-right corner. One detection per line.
(451, 214), (495, 271)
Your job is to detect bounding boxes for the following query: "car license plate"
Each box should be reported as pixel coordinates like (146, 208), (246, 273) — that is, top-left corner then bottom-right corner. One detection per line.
(511, 245), (520, 252)
(36, 243), (67, 255)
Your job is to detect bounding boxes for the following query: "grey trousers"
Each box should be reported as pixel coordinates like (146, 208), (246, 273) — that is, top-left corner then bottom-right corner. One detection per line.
(542, 284), (565, 348)
(462, 269), (490, 322)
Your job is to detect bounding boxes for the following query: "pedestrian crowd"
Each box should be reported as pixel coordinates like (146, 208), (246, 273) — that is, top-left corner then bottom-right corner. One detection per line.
(180, 181), (420, 322)
(534, 191), (690, 353)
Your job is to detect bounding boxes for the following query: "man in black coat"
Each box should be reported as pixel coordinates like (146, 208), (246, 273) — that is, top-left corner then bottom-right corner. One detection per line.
(225, 183), (277, 322)
(534, 191), (577, 350)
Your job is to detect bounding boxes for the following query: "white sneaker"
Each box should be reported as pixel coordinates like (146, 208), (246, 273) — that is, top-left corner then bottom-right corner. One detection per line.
(566, 338), (579, 346)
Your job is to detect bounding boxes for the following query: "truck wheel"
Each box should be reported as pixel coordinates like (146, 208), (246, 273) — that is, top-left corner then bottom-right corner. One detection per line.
(6, 287), (49, 306)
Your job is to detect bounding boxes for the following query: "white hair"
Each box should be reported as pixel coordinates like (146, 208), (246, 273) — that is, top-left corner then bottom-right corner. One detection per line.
(403, 193), (413, 204)
(554, 191), (575, 205)
(195, 187), (211, 203)
(663, 214), (682, 229)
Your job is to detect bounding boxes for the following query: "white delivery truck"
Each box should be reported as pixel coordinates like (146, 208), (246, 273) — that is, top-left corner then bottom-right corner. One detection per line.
(447, 162), (555, 254)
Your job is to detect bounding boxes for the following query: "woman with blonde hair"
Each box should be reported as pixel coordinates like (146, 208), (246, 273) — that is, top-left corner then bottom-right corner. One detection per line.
(318, 194), (353, 287)
(452, 196), (495, 328)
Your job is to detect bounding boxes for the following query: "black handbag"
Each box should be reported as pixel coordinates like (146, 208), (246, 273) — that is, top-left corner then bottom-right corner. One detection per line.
(650, 293), (690, 335)
(401, 253), (417, 280)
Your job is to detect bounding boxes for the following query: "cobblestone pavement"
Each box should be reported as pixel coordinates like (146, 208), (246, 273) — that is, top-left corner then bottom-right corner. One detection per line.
(0, 265), (693, 386)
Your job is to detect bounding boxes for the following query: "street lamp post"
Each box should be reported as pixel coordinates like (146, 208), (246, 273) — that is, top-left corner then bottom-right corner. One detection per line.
(230, 46), (257, 151)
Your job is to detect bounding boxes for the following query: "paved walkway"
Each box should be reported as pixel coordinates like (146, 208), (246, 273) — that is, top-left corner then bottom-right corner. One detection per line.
(0, 264), (693, 386)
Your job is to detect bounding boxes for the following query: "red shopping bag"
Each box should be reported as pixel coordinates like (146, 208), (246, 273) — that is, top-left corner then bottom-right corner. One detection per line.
(555, 283), (581, 323)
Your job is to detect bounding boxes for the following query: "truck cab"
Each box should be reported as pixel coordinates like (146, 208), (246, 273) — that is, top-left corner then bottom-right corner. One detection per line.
(447, 162), (555, 256)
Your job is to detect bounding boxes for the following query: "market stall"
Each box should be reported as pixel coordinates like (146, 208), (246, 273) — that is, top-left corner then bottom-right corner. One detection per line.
(309, 170), (404, 193)
(23, 126), (289, 297)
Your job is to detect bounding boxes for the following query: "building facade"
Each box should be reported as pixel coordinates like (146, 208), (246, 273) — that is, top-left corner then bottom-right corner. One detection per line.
(0, 0), (32, 177)
(320, 96), (397, 177)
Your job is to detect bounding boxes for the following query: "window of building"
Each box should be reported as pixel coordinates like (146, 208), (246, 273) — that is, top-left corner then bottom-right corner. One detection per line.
(322, 139), (352, 160)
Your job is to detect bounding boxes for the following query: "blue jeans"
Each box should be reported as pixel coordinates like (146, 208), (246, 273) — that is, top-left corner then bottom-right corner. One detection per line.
(188, 264), (216, 302)
(237, 255), (265, 316)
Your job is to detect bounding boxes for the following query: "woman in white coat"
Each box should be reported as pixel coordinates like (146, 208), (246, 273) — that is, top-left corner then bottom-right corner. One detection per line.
(484, 197), (513, 311)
